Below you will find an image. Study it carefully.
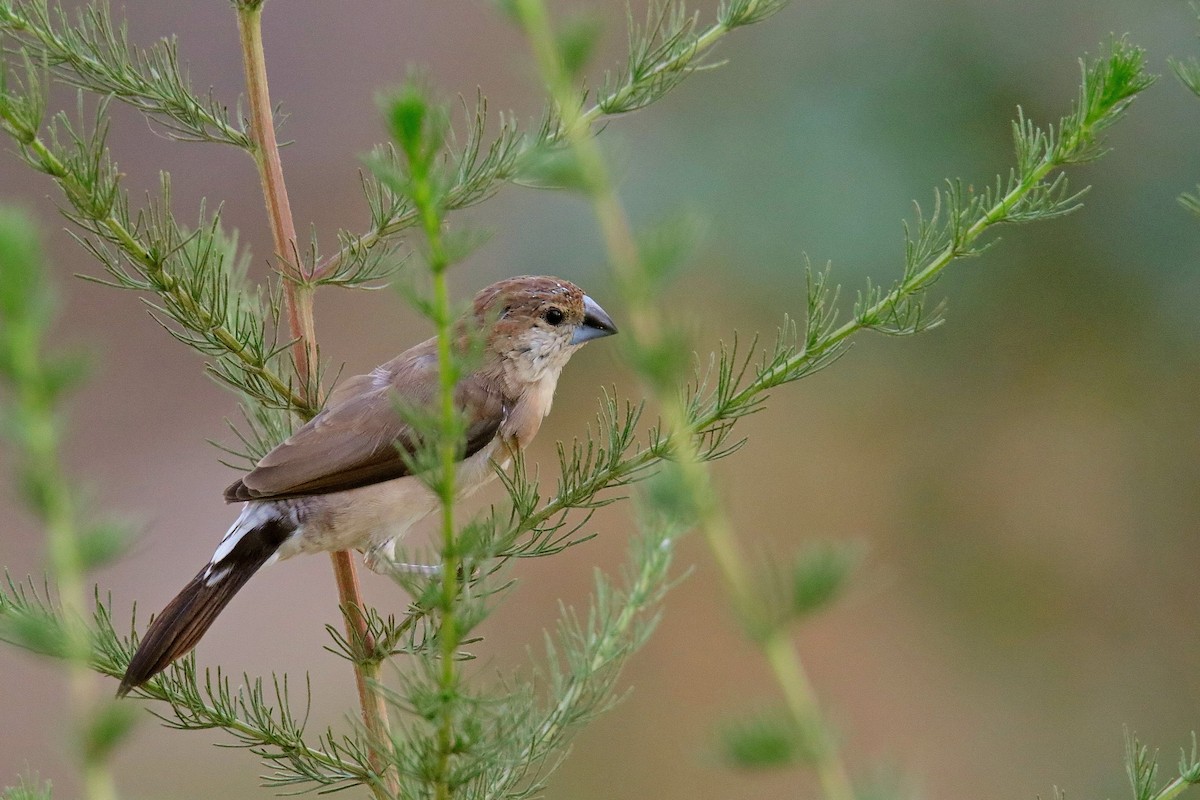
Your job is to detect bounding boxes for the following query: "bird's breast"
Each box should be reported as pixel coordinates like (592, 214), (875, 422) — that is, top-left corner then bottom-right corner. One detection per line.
(501, 370), (561, 446)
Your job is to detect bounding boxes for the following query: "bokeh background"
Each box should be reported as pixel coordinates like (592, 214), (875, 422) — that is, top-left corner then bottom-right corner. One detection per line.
(3, 1), (1199, 798)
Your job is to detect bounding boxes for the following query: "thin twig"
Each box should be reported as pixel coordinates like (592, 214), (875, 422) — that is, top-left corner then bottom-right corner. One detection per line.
(234, 1), (313, 393)
(233, 4), (396, 797)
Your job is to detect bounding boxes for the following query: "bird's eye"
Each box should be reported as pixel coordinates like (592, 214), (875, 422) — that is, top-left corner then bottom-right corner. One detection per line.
(544, 307), (565, 325)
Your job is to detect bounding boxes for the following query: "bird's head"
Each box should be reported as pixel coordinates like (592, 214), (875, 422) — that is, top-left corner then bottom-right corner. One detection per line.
(470, 275), (618, 386)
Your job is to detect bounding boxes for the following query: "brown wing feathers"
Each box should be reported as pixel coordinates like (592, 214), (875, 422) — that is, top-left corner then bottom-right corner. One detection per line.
(225, 360), (508, 503)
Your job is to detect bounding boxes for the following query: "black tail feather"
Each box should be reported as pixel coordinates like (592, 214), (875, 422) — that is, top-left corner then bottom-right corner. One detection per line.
(117, 514), (292, 697)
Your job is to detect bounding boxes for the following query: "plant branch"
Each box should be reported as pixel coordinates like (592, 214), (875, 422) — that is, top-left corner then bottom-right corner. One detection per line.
(381, 79), (468, 800)
(0, 0), (253, 148)
(478, 521), (676, 797)
(235, 1), (313, 396)
(0, 105), (310, 413)
(233, 4), (393, 796)
(311, 0), (787, 285)
(426, 186), (461, 800)
(0, 578), (381, 792)
(488, 41), (1152, 570)
(1126, 732), (1200, 800)
(327, 546), (396, 798)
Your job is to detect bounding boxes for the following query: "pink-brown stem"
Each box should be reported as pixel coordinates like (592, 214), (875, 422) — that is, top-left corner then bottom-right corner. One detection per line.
(234, 5), (396, 796)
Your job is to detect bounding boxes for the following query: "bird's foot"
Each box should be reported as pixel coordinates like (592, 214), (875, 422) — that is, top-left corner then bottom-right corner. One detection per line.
(363, 545), (443, 578)
(362, 544), (483, 582)
(387, 561), (443, 577)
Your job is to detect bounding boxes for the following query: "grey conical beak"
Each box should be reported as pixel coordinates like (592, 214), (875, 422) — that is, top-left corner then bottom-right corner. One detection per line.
(571, 295), (618, 345)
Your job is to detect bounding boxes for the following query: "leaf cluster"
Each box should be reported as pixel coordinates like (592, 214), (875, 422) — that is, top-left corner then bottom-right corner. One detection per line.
(719, 707), (826, 770)
(1126, 732), (1200, 800)
(1171, 5), (1200, 216)
(0, 0), (251, 147)
(0, 775), (52, 800)
(0, 72), (308, 461)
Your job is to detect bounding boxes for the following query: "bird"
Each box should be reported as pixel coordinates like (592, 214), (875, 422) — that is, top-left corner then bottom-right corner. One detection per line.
(117, 275), (617, 696)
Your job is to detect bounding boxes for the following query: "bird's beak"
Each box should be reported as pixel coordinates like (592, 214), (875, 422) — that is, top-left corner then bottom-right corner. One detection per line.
(571, 295), (619, 345)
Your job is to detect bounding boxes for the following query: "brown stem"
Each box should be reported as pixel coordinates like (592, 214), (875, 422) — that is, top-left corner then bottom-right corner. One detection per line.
(234, 5), (396, 797)
(235, 2), (315, 397)
(330, 550), (394, 784)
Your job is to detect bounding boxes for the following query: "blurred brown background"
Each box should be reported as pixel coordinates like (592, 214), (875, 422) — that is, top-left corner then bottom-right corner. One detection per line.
(3, 1), (1199, 798)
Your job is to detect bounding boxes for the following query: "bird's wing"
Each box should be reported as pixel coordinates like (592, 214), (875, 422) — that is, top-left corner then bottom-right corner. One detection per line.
(224, 350), (507, 502)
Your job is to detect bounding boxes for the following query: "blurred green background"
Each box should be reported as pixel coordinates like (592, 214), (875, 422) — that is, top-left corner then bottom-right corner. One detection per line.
(3, 1), (1199, 798)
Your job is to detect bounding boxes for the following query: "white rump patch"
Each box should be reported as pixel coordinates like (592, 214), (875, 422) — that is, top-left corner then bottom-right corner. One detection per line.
(208, 502), (277, 567)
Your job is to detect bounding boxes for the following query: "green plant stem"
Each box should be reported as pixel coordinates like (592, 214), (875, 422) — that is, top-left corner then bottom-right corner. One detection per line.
(233, 5), (394, 798)
(432, 270), (459, 800)
(45, 507), (117, 800)
(761, 632), (854, 796)
(1157, 778), (1197, 800)
(412, 132), (462, 800)
(1, 221), (120, 799)
(38, 429), (117, 800)
(381, 79), (467, 800)
(515, 3), (857, 799)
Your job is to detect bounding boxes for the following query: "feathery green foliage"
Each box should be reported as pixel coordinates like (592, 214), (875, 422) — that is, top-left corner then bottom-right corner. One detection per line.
(0, 82), (307, 416)
(1172, 5), (1200, 216)
(1126, 733), (1200, 800)
(0, 0), (252, 147)
(0, 211), (134, 800)
(0, 1), (1162, 799)
(718, 706), (824, 769)
(378, 79), (479, 800)
(0, 775), (52, 800)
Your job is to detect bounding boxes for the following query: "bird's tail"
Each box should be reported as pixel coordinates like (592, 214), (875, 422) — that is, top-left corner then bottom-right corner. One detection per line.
(117, 511), (294, 697)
